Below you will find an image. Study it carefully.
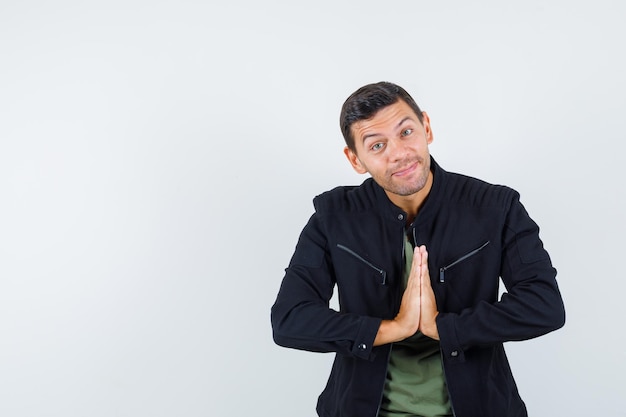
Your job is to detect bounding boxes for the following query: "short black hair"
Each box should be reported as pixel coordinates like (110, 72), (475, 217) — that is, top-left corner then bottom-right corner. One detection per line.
(340, 81), (424, 151)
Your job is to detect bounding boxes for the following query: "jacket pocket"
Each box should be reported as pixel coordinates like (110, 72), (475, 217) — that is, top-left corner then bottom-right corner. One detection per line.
(439, 241), (490, 283)
(337, 244), (387, 285)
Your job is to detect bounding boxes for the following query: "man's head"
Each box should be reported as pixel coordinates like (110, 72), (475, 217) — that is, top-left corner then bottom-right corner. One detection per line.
(339, 82), (434, 209)
(340, 81), (424, 152)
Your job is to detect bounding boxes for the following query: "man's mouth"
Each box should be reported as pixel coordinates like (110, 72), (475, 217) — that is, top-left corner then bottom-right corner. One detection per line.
(392, 162), (418, 177)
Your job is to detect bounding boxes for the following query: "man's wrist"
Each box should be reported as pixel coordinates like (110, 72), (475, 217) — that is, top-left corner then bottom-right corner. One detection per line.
(374, 318), (414, 346)
(420, 314), (440, 340)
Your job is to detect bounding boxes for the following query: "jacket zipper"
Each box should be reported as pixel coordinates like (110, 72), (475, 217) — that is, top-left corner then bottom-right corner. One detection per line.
(439, 241), (490, 283)
(337, 244), (387, 285)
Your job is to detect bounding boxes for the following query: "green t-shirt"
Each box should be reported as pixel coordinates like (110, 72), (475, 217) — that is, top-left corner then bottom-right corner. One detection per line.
(378, 237), (452, 417)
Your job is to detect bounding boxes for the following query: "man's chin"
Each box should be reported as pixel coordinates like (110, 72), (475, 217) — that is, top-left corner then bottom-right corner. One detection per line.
(383, 185), (423, 197)
(385, 177), (429, 197)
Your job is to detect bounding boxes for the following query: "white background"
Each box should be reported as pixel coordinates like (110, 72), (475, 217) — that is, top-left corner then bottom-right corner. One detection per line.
(1, 1), (624, 416)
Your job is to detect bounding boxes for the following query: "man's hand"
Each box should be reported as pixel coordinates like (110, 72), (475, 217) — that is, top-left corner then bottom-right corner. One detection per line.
(416, 245), (440, 340)
(373, 243), (422, 345)
(374, 244), (439, 346)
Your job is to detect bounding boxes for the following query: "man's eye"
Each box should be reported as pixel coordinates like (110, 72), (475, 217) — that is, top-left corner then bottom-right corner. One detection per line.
(401, 128), (413, 137)
(371, 143), (384, 151)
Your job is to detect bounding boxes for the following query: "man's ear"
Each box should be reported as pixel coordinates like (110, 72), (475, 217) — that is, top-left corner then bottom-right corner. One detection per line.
(343, 146), (368, 174)
(422, 111), (434, 145)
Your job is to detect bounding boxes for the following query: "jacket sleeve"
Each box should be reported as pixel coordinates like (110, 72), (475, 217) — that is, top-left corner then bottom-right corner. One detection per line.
(436, 192), (566, 363)
(270, 213), (382, 360)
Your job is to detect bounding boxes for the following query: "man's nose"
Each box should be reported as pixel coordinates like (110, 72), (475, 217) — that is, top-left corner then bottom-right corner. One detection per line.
(387, 138), (409, 161)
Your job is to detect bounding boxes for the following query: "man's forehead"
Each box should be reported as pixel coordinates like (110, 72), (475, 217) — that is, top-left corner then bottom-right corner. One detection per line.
(352, 101), (419, 138)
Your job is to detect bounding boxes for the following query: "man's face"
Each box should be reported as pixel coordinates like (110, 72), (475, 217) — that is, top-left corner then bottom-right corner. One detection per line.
(344, 99), (433, 199)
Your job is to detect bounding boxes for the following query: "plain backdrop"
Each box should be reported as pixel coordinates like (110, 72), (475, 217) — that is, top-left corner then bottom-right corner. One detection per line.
(1, 1), (624, 416)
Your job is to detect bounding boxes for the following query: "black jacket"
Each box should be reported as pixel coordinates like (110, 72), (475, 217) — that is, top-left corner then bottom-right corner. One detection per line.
(271, 158), (565, 417)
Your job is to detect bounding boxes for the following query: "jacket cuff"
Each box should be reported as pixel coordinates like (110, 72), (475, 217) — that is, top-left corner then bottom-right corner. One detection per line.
(351, 316), (382, 360)
(437, 313), (466, 364)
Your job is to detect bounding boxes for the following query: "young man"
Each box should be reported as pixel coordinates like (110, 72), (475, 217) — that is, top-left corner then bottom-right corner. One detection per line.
(271, 82), (565, 417)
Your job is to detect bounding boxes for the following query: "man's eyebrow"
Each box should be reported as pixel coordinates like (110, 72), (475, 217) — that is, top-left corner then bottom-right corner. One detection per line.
(362, 131), (382, 143)
(397, 116), (415, 128)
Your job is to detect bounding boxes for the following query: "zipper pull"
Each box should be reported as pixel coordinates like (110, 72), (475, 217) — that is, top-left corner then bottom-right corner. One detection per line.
(439, 268), (445, 283)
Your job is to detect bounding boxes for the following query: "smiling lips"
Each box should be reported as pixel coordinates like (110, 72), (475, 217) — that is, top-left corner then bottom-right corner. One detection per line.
(391, 161), (419, 177)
